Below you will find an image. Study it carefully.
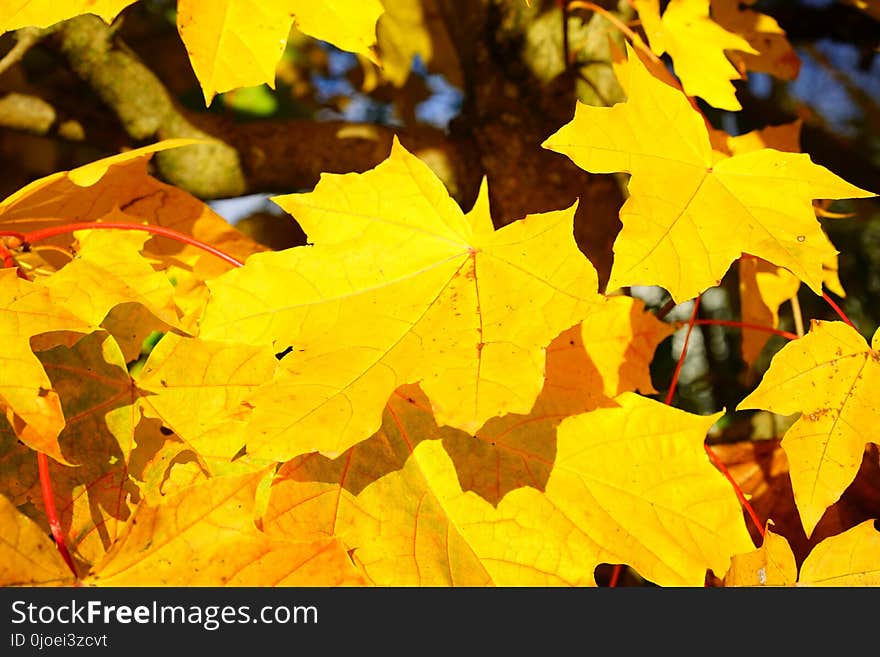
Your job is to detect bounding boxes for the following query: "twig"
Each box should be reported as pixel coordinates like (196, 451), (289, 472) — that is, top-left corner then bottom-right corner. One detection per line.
(790, 293), (805, 338)
(567, 1), (661, 64)
(665, 296), (701, 406)
(0, 27), (48, 76)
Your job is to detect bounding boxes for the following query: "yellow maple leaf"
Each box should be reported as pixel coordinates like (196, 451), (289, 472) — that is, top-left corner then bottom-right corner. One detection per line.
(84, 471), (368, 585)
(0, 139), (207, 215)
(631, 0), (756, 110)
(543, 44), (875, 303)
(738, 320), (880, 537)
(580, 295), (674, 396)
(738, 256), (801, 365)
(201, 145), (604, 461)
(0, 494), (72, 586)
(798, 520), (880, 586)
(0, 271), (93, 463)
(137, 333), (279, 469)
(375, 0), (432, 86)
(42, 228), (183, 329)
(724, 525), (798, 586)
(177, 0), (384, 104)
(265, 392), (752, 585)
(0, 0), (135, 33)
(722, 124), (845, 365)
(726, 521), (880, 586)
(0, 141), (265, 330)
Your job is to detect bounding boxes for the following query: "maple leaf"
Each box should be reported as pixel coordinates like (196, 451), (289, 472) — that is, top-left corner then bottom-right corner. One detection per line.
(719, 124), (844, 365)
(580, 295), (674, 396)
(738, 320), (880, 537)
(797, 519), (880, 585)
(266, 392), (752, 586)
(738, 256), (801, 365)
(543, 44), (875, 303)
(25, 332), (146, 565)
(0, 494), (72, 586)
(136, 333), (279, 469)
(631, 0), (756, 110)
(201, 145), (604, 461)
(726, 521), (880, 586)
(738, 254), (844, 365)
(42, 229), (182, 329)
(0, 140), (265, 330)
(375, 0), (461, 88)
(83, 471), (368, 586)
(266, 297), (659, 522)
(0, 270), (93, 463)
(724, 525), (799, 586)
(177, 0), (384, 104)
(711, 0), (800, 81)
(0, 0), (136, 33)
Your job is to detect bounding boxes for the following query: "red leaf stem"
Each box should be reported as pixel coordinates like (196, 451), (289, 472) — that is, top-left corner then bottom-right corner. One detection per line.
(703, 443), (766, 539)
(665, 296), (701, 406)
(37, 452), (78, 578)
(21, 222), (246, 268)
(822, 291), (855, 329)
(692, 319), (799, 341)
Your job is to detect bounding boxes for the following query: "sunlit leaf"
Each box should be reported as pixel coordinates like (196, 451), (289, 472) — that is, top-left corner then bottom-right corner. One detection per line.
(202, 145), (604, 461)
(739, 321), (880, 537)
(543, 43), (874, 302)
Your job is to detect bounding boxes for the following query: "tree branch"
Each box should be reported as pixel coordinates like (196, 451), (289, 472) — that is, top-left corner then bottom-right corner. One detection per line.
(42, 14), (469, 202)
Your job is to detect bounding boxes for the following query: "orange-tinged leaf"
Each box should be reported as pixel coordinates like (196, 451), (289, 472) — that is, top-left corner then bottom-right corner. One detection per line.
(0, 143), (263, 271)
(543, 44), (875, 303)
(711, 0), (800, 80)
(0, 141), (207, 212)
(0, 495), (72, 586)
(267, 392), (752, 585)
(0, 145), (265, 329)
(137, 333), (279, 467)
(738, 321), (880, 537)
(0, 270), (93, 463)
(201, 140), (603, 461)
(725, 525), (798, 586)
(265, 321), (613, 536)
(580, 295), (673, 396)
(631, 0), (756, 110)
(0, 0), (135, 33)
(378, 393), (751, 585)
(798, 519), (880, 586)
(85, 472), (368, 586)
(177, 0), (383, 104)
(262, 385), (436, 544)
(446, 323), (613, 504)
(723, 121), (803, 156)
(67, 139), (212, 187)
(30, 333), (144, 565)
